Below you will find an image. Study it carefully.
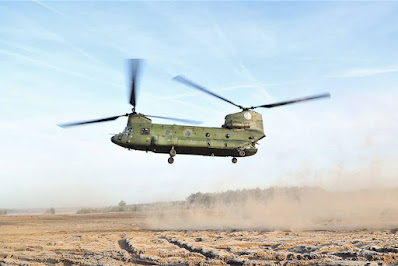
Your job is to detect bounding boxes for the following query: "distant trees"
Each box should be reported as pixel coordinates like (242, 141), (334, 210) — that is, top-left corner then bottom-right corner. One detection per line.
(76, 200), (129, 214)
(46, 208), (56, 215)
(118, 200), (127, 211)
(76, 208), (98, 214)
(0, 209), (7, 216)
(74, 188), (312, 215)
(187, 192), (215, 207)
(74, 188), (314, 215)
(185, 187), (306, 207)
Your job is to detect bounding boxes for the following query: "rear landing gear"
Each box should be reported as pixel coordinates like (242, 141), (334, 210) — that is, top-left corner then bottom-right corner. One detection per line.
(168, 147), (176, 164)
(169, 147), (176, 157)
(232, 157), (237, 164)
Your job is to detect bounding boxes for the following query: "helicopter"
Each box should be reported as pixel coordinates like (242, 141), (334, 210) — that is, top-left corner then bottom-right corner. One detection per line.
(59, 59), (330, 164)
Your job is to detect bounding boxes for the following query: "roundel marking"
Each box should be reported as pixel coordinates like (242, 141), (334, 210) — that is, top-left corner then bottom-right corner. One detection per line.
(244, 112), (252, 120)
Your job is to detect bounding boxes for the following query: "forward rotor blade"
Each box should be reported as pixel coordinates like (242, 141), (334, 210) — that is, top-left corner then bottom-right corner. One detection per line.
(127, 59), (142, 108)
(173, 75), (244, 109)
(58, 114), (129, 128)
(144, 114), (202, 125)
(252, 93), (330, 109)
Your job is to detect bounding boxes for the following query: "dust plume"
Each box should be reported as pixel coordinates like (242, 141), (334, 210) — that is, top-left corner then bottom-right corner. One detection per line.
(144, 186), (398, 231)
(145, 156), (397, 231)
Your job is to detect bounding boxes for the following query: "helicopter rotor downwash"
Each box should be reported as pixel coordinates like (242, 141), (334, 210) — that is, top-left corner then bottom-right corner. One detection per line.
(59, 59), (330, 164)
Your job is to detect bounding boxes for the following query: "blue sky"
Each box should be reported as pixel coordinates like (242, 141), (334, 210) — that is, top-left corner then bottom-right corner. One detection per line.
(0, 1), (397, 208)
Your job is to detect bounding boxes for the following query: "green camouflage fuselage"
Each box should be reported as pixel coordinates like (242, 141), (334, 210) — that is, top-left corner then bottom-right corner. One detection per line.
(111, 110), (265, 157)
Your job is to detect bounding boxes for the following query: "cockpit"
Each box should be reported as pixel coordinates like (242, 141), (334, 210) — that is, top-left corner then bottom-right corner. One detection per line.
(123, 126), (133, 134)
(112, 126), (133, 143)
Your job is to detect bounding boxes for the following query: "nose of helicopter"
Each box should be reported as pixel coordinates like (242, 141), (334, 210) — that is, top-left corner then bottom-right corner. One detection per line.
(111, 135), (118, 144)
(111, 134), (126, 147)
(111, 134), (128, 148)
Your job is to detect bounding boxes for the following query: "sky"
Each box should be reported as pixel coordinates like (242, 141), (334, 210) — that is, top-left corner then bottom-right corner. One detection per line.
(0, 1), (397, 209)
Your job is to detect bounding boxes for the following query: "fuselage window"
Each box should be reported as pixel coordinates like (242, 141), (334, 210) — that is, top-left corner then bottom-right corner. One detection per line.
(225, 134), (230, 138)
(165, 130), (170, 136)
(205, 132), (210, 137)
(140, 128), (150, 135)
(185, 131), (191, 137)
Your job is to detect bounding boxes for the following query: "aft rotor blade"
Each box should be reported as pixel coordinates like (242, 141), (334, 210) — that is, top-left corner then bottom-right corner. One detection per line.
(144, 114), (202, 125)
(173, 75), (244, 109)
(127, 59), (142, 108)
(252, 93), (331, 109)
(58, 114), (129, 128)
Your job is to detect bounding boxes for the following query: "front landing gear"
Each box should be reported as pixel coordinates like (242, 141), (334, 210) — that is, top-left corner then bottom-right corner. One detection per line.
(232, 157), (238, 164)
(168, 157), (174, 164)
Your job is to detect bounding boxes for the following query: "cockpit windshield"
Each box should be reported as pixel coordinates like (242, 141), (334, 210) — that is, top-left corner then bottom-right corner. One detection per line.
(123, 126), (133, 134)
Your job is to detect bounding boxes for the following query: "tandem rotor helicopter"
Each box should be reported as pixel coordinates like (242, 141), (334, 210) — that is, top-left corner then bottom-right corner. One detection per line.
(59, 59), (330, 164)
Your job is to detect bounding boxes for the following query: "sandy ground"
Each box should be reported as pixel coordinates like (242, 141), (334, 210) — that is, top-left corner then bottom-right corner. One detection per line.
(0, 212), (397, 265)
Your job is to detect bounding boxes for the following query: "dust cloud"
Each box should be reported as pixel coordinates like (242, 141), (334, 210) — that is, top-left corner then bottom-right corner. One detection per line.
(146, 157), (397, 231)
(145, 186), (398, 231)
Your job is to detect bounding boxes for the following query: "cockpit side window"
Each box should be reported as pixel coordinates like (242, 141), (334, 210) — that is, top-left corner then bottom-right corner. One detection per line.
(140, 128), (150, 135)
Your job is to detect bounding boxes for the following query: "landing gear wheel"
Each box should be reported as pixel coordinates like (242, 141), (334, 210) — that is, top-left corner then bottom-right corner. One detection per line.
(169, 147), (177, 157)
(168, 157), (174, 164)
(239, 150), (246, 157)
(232, 157), (237, 164)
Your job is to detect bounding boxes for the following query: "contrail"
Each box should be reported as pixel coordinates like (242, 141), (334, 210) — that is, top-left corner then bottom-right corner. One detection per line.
(31, 0), (123, 78)
(33, 0), (67, 19)
(0, 48), (121, 88)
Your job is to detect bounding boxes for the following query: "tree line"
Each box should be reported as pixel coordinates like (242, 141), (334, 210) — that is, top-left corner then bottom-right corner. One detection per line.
(75, 187), (312, 214)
